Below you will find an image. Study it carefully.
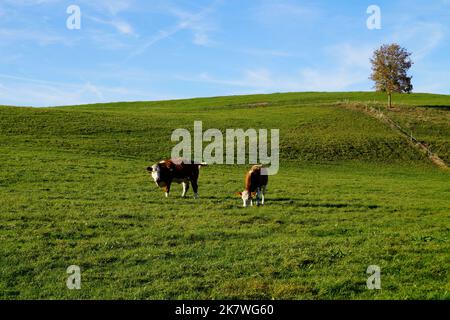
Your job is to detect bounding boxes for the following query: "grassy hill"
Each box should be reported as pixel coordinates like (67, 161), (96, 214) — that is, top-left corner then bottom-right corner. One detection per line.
(0, 92), (449, 299)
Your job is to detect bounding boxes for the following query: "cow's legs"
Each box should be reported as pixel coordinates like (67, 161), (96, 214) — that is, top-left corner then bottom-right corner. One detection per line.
(182, 182), (189, 198)
(191, 180), (199, 199)
(164, 183), (171, 198)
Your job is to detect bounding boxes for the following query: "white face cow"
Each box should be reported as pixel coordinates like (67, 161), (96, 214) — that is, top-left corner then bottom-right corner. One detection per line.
(237, 190), (252, 207)
(147, 159), (207, 199)
(148, 164), (161, 186)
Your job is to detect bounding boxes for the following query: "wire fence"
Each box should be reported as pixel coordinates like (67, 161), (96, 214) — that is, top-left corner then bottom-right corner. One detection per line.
(341, 101), (448, 169)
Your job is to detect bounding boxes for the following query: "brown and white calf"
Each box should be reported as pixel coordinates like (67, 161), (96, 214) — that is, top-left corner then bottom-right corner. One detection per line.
(147, 159), (207, 198)
(236, 165), (268, 207)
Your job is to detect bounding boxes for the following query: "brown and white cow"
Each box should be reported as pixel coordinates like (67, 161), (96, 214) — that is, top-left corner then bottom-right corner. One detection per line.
(236, 165), (268, 207)
(147, 159), (207, 198)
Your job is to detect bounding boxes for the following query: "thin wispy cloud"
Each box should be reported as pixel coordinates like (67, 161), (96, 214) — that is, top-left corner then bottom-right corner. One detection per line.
(0, 73), (169, 106)
(391, 22), (445, 61)
(0, 0), (449, 106)
(80, 0), (133, 16)
(126, 25), (183, 60)
(326, 43), (374, 69)
(238, 48), (295, 58)
(253, 0), (320, 25)
(177, 41), (374, 93)
(2, 0), (59, 5)
(165, 2), (220, 47)
(0, 28), (72, 46)
(177, 63), (368, 93)
(127, 0), (221, 60)
(87, 15), (136, 36)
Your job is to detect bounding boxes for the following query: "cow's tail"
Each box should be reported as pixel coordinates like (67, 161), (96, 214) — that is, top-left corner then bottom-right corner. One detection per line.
(187, 160), (208, 167)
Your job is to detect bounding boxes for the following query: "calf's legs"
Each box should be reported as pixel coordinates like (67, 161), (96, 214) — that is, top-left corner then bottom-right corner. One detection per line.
(255, 186), (266, 206)
(256, 187), (262, 206)
(261, 185), (266, 205)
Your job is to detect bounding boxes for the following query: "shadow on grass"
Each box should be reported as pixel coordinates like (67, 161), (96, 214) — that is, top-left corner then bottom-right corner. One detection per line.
(418, 105), (450, 111)
(269, 198), (380, 209)
(145, 195), (380, 210)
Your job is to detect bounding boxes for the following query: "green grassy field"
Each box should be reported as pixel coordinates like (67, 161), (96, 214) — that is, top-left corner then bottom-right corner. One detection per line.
(0, 92), (449, 299)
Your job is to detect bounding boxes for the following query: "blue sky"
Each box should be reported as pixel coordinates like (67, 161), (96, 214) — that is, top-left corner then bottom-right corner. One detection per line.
(0, 0), (449, 106)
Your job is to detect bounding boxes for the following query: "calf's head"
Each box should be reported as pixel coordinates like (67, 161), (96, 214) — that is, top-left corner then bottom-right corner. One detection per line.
(236, 190), (256, 207)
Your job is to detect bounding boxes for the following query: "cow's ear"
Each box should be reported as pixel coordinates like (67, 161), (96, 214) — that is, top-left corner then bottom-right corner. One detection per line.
(147, 167), (153, 172)
(235, 192), (242, 197)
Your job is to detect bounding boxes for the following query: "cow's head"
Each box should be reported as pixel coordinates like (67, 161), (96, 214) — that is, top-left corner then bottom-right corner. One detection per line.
(236, 190), (256, 207)
(147, 164), (161, 185)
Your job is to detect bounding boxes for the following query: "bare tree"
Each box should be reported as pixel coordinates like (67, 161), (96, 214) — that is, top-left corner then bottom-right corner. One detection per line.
(370, 44), (413, 108)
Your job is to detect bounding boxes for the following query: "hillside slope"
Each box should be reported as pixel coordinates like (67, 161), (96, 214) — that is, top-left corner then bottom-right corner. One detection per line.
(0, 92), (449, 299)
(2, 92), (449, 164)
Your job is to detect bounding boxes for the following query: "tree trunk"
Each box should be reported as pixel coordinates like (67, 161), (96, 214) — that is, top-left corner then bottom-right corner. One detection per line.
(388, 92), (392, 108)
